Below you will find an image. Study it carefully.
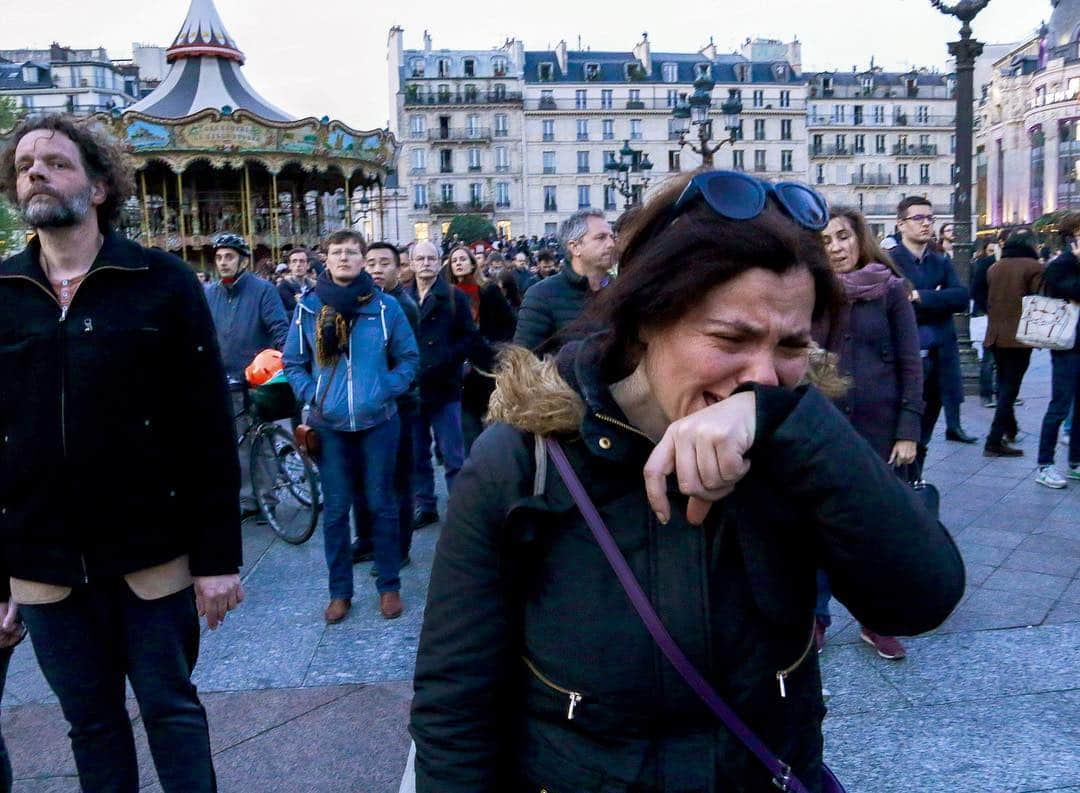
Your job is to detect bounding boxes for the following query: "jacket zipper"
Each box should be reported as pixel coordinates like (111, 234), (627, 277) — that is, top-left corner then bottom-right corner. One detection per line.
(775, 620), (818, 698)
(595, 412), (655, 443)
(523, 656), (583, 720)
(346, 330), (356, 431)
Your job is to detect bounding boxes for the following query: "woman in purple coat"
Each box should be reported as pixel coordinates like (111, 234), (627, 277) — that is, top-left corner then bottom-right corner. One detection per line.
(812, 208), (925, 661)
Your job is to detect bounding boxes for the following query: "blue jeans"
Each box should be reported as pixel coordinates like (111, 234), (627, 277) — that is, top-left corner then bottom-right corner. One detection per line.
(814, 569), (832, 627)
(411, 400), (465, 514)
(21, 583), (214, 793)
(979, 346), (997, 402)
(354, 401), (416, 560)
(1037, 349), (1080, 467)
(320, 416), (402, 597)
(0, 645), (11, 793)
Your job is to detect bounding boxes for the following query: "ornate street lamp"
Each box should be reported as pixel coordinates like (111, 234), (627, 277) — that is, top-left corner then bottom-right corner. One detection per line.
(930, 0), (991, 392)
(671, 73), (742, 168)
(605, 139), (653, 209)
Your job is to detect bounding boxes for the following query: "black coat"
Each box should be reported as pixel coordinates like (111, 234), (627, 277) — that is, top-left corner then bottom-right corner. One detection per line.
(409, 277), (490, 409)
(513, 264), (593, 352)
(463, 283), (516, 415)
(1044, 249), (1080, 351)
(0, 233), (241, 598)
(411, 339), (965, 793)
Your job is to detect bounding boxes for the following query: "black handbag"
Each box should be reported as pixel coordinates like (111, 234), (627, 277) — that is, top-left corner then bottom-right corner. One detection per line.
(903, 464), (940, 519)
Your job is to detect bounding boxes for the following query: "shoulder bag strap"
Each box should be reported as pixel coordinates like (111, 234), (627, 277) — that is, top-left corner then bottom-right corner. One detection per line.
(544, 438), (812, 793)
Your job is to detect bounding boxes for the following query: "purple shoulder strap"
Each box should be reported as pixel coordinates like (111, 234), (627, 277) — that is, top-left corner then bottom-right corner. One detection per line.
(544, 438), (833, 793)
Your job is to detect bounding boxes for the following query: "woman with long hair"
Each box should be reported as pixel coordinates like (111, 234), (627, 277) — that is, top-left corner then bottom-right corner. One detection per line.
(447, 245), (517, 453)
(496, 268), (523, 314)
(410, 171), (962, 792)
(813, 207), (924, 660)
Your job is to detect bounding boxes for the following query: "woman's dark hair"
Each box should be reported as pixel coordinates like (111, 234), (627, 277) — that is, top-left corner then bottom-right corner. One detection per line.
(581, 171), (840, 381)
(827, 207), (904, 279)
(1058, 211), (1080, 245)
(0, 113), (135, 229)
(447, 244), (485, 286)
(496, 268), (522, 309)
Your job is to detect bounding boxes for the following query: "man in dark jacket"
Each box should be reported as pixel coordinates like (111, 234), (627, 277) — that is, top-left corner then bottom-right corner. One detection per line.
(277, 246), (314, 314)
(513, 209), (614, 352)
(0, 114), (242, 791)
(983, 230), (1043, 457)
(1035, 214), (1080, 487)
(408, 241), (486, 529)
(890, 197), (975, 476)
(971, 240), (1000, 407)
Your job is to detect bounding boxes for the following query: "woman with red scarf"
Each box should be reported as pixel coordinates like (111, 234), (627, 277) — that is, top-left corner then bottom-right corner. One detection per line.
(447, 246), (517, 453)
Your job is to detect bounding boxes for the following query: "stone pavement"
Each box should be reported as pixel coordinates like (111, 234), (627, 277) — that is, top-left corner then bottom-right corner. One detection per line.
(4, 350), (1079, 792)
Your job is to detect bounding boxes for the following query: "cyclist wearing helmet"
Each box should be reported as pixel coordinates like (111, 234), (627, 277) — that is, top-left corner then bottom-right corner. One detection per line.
(206, 233), (289, 518)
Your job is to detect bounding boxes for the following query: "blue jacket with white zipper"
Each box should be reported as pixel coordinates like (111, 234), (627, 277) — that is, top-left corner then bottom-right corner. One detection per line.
(283, 289), (419, 432)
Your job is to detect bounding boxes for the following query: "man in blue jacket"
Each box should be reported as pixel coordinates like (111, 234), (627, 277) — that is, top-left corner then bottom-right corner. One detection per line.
(890, 197), (975, 477)
(283, 230), (419, 622)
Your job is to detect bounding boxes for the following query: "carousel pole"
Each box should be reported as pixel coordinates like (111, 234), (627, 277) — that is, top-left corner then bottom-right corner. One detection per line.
(139, 171), (151, 244)
(377, 182), (386, 240)
(271, 171), (280, 264)
(243, 163), (255, 257)
(161, 176), (169, 249)
(344, 174), (352, 229)
(176, 170), (186, 262)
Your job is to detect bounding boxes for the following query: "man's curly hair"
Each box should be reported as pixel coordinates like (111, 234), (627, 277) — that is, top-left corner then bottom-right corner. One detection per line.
(0, 114), (135, 228)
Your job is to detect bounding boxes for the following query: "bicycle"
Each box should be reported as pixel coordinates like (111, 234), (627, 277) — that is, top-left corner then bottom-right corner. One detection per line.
(231, 379), (321, 544)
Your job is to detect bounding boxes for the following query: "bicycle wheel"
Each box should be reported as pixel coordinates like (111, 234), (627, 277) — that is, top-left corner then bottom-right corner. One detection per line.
(250, 424), (321, 544)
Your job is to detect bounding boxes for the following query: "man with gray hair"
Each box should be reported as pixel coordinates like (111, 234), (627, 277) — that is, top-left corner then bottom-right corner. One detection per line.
(513, 209), (615, 352)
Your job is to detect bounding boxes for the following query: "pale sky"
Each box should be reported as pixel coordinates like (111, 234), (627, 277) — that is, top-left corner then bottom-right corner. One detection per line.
(3, 0), (1048, 131)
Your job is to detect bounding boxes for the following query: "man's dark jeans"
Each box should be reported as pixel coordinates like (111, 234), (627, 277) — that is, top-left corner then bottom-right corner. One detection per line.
(0, 644), (12, 793)
(20, 582), (215, 792)
(916, 349), (964, 476)
(411, 400), (465, 514)
(1038, 349), (1080, 466)
(354, 401), (416, 560)
(980, 346), (997, 402)
(987, 347), (1032, 446)
(320, 416), (402, 597)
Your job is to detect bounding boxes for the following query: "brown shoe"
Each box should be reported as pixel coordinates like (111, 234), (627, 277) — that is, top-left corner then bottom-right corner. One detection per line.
(324, 598), (351, 624)
(379, 591), (404, 620)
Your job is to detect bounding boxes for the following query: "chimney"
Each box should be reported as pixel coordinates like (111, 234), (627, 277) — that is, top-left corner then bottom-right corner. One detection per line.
(555, 39), (568, 75)
(387, 26), (404, 62)
(633, 31), (651, 73)
(700, 36), (717, 61)
(786, 38), (802, 75)
(423, 30), (432, 52)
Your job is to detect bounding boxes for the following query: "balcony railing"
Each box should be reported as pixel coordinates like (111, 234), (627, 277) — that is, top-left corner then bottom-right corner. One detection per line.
(809, 145), (851, 156)
(850, 174), (894, 186)
(893, 144), (939, 157)
(524, 97), (806, 112)
(404, 90), (523, 106)
(429, 201), (495, 215)
(807, 115), (955, 127)
(428, 127), (492, 142)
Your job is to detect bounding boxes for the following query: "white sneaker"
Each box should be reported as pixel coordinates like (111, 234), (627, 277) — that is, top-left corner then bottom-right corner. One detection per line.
(1035, 466), (1068, 489)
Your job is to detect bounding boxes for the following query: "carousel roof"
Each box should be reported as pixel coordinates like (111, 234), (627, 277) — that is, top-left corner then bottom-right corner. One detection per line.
(126, 0), (293, 121)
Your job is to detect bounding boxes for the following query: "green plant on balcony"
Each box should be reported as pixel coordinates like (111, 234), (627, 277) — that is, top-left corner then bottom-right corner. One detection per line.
(405, 84), (420, 101)
(447, 213), (495, 244)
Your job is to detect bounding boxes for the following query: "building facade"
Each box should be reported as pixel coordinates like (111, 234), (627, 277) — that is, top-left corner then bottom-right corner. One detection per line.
(975, 0), (1080, 230)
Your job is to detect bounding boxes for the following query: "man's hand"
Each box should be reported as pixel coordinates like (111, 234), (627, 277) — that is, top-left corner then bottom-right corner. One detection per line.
(194, 575), (245, 630)
(643, 391), (756, 527)
(0, 600), (23, 649)
(909, 289), (921, 302)
(889, 440), (918, 467)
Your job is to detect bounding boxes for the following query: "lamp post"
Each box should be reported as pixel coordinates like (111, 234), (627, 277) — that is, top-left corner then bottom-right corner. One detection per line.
(931, 0), (991, 393)
(670, 74), (743, 168)
(604, 139), (653, 210)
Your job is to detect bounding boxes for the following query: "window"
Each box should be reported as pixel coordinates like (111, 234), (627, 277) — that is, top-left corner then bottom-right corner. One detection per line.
(602, 118), (615, 140)
(496, 182), (510, 207)
(414, 222), (429, 242)
(492, 57), (508, 77)
(735, 63), (750, 82)
(861, 75), (874, 94)
(919, 164), (931, 185)
(853, 106), (863, 126)
(437, 83), (450, 101)
(630, 119), (642, 140)
(464, 84), (478, 102)
(410, 59), (425, 78)
(542, 119), (555, 142)
(732, 120), (744, 141)
(781, 150), (793, 172)
(668, 150), (681, 172)
(873, 105), (885, 124)
(576, 119), (589, 141)
(875, 134), (886, 154)
(917, 105), (929, 124)
(410, 148), (427, 172)
(601, 89), (613, 109)
(468, 148), (482, 171)
(545, 222), (558, 236)
(409, 116), (426, 137)
(539, 62), (554, 81)
(440, 149), (453, 173)
(752, 90), (765, 108)
(438, 58), (451, 78)
(815, 163), (825, 185)
(668, 118), (683, 141)
(754, 119), (766, 141)
(469, 183), (483, 206)
(493, 83), (506, 100)
(950, 134), (956, 154)
(586, 63), (601, 81)
(666, 89), (679, 108)
(495, 146), (510, 172)
(441, 183), (454, 203)
(543, 151), (556, 174)
(662, 62), (678, 82)
(754, 150), (767, 172)
(604, 185), (618, 210)
(811, 134), (823, 153)
(463, 58), (475, 78)
(578, 185), (591, 208)
(544, 185), (557, 211)
(854, 134), (865, 153)
(629, 89), (641, 103)
(494, 114), (508, 137)
(577, 150), (590, 173)
(897, 163), (909, 185)
(576, 89), (587, 109)
(779, 90), (790, 108)
(603, 150), (616, 168)
(781, 119), (792, 141)
(732, 150), (745, 171)
(466, 114), (481, 137)
(832, 104), (845, 123)
(835, 134), (846, 152)
(413, 184), (428, 208)
(540, 89), (555, 108)
(695, 63), (711, 79)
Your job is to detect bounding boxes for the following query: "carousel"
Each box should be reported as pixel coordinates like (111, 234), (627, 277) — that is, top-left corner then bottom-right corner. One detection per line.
(94, 0), (398, 270)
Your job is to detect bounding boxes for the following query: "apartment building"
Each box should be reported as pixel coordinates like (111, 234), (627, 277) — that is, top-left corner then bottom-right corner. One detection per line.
(0, 44), (147, 116)
(806, 67), (957, 236)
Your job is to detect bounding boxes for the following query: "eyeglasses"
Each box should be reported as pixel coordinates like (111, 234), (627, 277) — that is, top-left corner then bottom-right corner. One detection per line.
(901, 214), (935, 225)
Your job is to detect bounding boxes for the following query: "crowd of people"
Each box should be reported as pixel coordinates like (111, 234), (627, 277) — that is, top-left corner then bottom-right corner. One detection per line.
(0, 112), (1076, 792)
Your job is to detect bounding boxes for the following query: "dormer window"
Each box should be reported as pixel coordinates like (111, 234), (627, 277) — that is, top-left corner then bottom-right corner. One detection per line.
(438, 58), (451, 78)
(773, 64), (787, 81)
(539, 62), (554, 81)
(821, 75), (833, 92)
(694, 63), (711, 79)
(662, 62), (678, 82)
(735, 64), (750, 82)
(906, 76), (918, 97)
(861, 75), (873, 94)
(626, 62), (647, 80)
(585, 63), (601, 81)
(463, 58), (476, 77)
(410, 58), (425, 78)
(492, 57), (508, 77)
